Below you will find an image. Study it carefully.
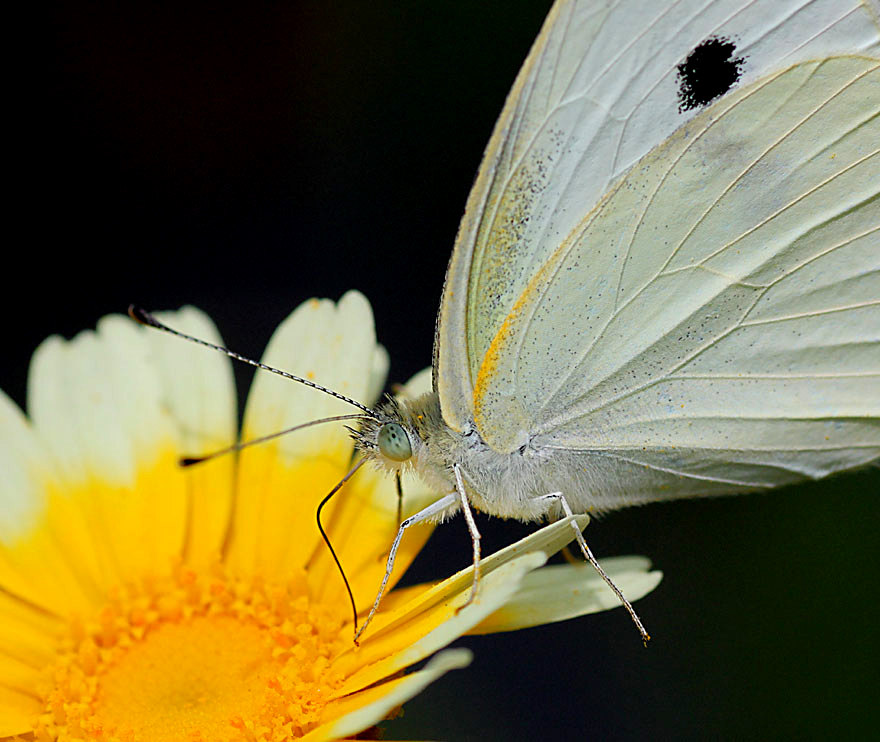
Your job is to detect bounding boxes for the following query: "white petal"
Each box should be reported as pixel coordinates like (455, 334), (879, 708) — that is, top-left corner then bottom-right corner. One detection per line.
(27, 309), (237, 487)
(27, 318), (166, 486)
(331, 518), (589, 693)
(333, 552), (549, 695)
(17, 309), (237, 590)
(0, 389), (53, 540)
(242, 290), (380, 463)
(300, 648), (472, 742)
(469, 556), (663, 635)
(150, 306), (237, 456)
(229, 292), (384, 580)
(0, 390), (94, 612)
(149, 306), (237, 564)
(366, 343), (390, 406)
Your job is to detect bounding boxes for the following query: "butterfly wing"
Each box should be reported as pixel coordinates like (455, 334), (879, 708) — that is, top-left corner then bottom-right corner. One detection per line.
(434, 0), (880, 503)
(482, 56), (879, 504)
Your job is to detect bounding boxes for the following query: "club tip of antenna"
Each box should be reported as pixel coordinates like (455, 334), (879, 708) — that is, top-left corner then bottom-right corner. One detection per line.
(128, 304), (150, 325)
(127, 304), (154, 326)
(179, 456), (206, 468)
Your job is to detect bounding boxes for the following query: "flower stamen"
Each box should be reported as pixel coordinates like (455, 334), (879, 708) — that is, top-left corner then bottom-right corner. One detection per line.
(35, 563), (349, 742)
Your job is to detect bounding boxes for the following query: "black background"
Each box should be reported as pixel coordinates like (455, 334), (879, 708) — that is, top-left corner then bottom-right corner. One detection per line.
(8, 2), (879, 739)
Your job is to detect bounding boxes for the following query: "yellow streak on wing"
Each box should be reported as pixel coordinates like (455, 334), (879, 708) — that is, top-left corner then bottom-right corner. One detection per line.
(434, 0), (574, 433)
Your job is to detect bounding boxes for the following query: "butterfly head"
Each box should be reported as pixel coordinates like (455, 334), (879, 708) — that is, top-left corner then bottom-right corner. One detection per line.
(351, 395), (421, 472)
(351, 391), (454, 485)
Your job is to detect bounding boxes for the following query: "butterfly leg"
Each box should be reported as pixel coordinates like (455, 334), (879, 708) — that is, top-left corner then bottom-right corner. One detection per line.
(354, 491), (459, 644)
(534, 492), (651, 645)
(454, 463), (482, 610)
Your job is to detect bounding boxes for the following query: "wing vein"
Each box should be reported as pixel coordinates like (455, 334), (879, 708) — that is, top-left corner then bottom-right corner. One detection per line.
(740, 297), (880, 327)
(584, 451), (778, 487)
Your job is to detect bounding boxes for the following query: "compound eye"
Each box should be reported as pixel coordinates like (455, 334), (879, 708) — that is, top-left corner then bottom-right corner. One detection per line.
(377, 422), (412, 462)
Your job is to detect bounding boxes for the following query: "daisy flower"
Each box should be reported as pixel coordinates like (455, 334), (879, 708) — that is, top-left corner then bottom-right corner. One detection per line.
(0, 291), (661, 741)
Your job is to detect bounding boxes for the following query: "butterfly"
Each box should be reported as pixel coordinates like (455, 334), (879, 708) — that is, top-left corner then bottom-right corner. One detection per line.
(135, 0), (879, 643)
(348, 0), (880, 640)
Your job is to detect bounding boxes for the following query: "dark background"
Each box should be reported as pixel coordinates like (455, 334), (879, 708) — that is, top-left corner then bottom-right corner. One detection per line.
(9, 2), (878, 739)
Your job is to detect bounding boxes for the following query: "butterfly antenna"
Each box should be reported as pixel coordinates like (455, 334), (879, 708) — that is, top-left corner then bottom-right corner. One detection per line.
(315, 458), (368, 632)
(180, 414), (368, 466)
(128, 305), (375, 415)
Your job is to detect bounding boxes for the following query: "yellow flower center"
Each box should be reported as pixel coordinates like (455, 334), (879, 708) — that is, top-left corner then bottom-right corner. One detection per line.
(36, 563), (350, 741)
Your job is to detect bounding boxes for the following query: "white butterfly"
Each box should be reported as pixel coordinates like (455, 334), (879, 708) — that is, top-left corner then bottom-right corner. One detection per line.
(350, 0), (880, 640)
(136, 0), (879, 643)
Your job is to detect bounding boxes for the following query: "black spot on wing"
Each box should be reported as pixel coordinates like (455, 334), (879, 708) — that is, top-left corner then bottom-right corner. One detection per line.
(676, 36), (745, 112)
